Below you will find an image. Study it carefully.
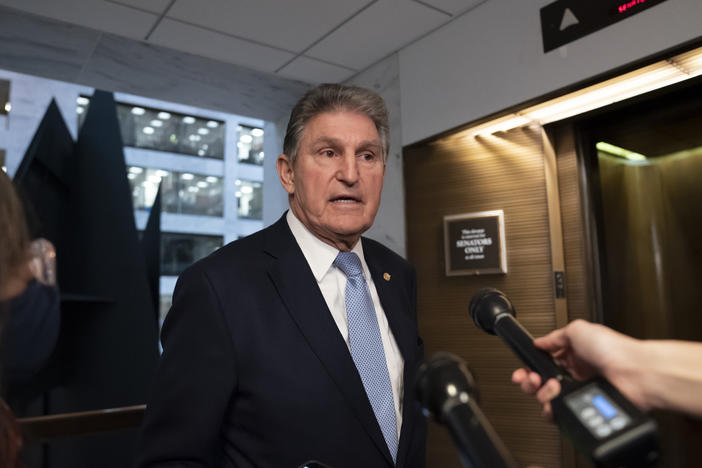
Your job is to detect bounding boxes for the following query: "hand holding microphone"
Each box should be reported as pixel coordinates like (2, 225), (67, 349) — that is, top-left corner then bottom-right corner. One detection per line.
(469, 288), (660, 468)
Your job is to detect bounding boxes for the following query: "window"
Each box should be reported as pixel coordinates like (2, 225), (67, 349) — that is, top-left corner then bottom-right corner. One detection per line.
(161, 232), (223, 276)
(78, 96), (225, 159)
(237, 125), (264, 166)
(0, 79), (9, 116)
(235, 179), (262, 220)
(128, 166), (224, 217)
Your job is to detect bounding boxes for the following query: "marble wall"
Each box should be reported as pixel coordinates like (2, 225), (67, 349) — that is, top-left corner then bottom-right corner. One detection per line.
(347, 53), (406, 258)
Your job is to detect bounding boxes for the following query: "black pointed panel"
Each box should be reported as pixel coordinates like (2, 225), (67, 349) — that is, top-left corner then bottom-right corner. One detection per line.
(44, 90), (158, 468)
(142, 185), (162, 324)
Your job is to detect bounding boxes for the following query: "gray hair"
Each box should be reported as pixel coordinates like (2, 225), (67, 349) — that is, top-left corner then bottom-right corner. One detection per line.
(283, 83), (390, 164)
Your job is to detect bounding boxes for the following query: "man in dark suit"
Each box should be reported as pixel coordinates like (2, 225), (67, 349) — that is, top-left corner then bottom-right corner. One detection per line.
(134, 84), (426, 468)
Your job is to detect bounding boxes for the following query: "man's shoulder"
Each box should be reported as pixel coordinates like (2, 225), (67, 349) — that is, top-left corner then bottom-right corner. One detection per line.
(361, 237), (413, 278)
(185, 218), (288, 278)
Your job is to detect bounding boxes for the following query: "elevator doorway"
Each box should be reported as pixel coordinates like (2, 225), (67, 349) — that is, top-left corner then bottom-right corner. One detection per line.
(577, 78), (702, 468)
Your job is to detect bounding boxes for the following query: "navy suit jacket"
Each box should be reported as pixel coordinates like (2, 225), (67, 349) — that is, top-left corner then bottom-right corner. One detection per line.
(135, 214), (427, 468)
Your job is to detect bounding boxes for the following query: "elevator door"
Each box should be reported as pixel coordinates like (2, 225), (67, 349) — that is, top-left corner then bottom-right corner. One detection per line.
(581, 80), (702, 468)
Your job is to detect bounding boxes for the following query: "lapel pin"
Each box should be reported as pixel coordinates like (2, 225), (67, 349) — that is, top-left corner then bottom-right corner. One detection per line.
(383, 273), (391, 282)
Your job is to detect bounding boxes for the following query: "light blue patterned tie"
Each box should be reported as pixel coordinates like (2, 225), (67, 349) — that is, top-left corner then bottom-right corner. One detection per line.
(334, 251), (398, 463)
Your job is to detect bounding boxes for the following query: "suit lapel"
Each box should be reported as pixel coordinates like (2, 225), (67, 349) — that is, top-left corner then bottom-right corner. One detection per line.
(264, 217), (394, 465)
(364, 239), (419, 468)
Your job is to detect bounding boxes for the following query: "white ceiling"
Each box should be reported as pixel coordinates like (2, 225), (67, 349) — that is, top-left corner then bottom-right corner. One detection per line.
(0, 0), (485, 83)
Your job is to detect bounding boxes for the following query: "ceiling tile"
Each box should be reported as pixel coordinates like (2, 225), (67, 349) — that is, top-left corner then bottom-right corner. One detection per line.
(166, 0), (371, 53)
(149, 19), (295, 73)
(106, 0), (172, 15)
(0, 0), (157, 39)
(277, 56), (355, 84)
(411, 0), (486, 16)
(306, 0), (448, 70)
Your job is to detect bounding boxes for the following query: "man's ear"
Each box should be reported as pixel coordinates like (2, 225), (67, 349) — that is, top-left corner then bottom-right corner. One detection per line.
(277, 154), (295, 195)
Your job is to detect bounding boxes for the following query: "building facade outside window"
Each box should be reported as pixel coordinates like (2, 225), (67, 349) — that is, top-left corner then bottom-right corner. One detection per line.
(237, 125), (264, 165)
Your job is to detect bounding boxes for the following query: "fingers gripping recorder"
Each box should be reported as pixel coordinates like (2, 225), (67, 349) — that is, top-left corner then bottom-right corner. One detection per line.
(469, 288), (660, 468)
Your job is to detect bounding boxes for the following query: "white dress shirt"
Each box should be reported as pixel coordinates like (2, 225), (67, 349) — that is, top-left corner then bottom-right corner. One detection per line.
(286, 210), (404, 436)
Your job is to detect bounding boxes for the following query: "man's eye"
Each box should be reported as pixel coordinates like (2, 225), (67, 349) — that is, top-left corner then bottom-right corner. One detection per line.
(360, 153), (376, 161)
(323, 150), (335, 157)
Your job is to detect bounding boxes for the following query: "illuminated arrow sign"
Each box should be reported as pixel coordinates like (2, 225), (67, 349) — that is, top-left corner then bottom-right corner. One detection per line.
(540, 0), (669, 53)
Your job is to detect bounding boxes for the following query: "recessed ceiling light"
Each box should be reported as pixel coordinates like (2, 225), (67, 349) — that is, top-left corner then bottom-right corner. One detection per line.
(150, 119), (163, 127)
(143, 126), (155, 135)
(189, 134), (201, 142)
(158, 112), (171, 120)
(206, 176), (218, 183)
(183, 116), (196, 124)
(129, 166), (143, 174)
(131, 107), (146, 115)
(181, 173), (194, 180)
(76, 106), (84, 114)
(241, 185), (253, 194)
(197, 128), (209, 135)
(206, 120), (219, 128)
(197, 181), (208, 188)
(251, 128), (264, 137)
(240, 134), (253, 144)
(188, 186), (199, 193)
(4, 102), (11, 112)
(155, 169), (170, 177)
(76, 96), (90, 106)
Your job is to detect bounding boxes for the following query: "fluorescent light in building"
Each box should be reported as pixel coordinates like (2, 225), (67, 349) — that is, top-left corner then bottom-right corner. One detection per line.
(158, 112), (171, 120)
(197, 181), (208, 188)
(155, 169), (170, 177)
(241, 185), (253, 194)
(189, 134), (201, 142)
(183, 116), (196, 124)
(596, 141), (647, 161)
(197, 128), (209, 135)
(131, 106), (146, 115)
(127, 173), (136, 180)
(143, 126), (155, 135)
(463, 44), (702, 138)
(129, 166), (143, 174)
(4, 102), (11, 112)
(181, 173), (194, 180)
(188, 186), (199, 193)
(150, 119), (163, 127)
(76, 96), (89, 106)
(251, 128), (264, 137)
(240, 134), (253, 144)
(76, 106), (84, 114)
(206, 176), (218, 183)
(206, 120), (219, 128)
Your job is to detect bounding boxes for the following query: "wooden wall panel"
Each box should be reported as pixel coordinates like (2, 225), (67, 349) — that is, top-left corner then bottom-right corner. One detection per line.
(404, 127), (562, 468)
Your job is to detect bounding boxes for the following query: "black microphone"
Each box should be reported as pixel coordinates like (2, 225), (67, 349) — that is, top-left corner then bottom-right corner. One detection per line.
(469, 288), (660, 468)
(416, 353), (519, 468)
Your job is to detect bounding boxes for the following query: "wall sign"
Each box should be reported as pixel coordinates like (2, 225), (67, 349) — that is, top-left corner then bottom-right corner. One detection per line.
(444, 210), (507, 276)
(540, 0), (670, 53)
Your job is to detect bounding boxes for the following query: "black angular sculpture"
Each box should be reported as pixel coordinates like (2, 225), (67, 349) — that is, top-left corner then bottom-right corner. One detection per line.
(142, 185), (162, 325)
(13, 91), (159, 468)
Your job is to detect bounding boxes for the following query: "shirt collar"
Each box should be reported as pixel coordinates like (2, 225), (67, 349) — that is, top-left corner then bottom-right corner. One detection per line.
(286, 210), (366, 282)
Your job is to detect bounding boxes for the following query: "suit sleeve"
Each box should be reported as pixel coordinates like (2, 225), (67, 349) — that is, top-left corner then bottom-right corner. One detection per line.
(134, 263), (236, 467)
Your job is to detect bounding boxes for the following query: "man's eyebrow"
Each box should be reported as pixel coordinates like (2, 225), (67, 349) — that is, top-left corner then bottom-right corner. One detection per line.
(357, 140), (382, 153)
(311, 136), (343, 148)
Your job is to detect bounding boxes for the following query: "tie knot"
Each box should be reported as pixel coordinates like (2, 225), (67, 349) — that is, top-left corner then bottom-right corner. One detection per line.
(334, 251), (364, 278)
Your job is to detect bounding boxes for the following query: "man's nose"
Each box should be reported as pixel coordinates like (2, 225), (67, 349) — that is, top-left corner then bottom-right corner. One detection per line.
(336, 153), (360, 184)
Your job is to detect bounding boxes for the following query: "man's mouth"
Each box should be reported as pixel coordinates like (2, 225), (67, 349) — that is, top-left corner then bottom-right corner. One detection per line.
(330, 195), (361, 204)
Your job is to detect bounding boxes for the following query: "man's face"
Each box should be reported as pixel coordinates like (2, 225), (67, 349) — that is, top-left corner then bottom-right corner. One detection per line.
(277, 111), (386, 251)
